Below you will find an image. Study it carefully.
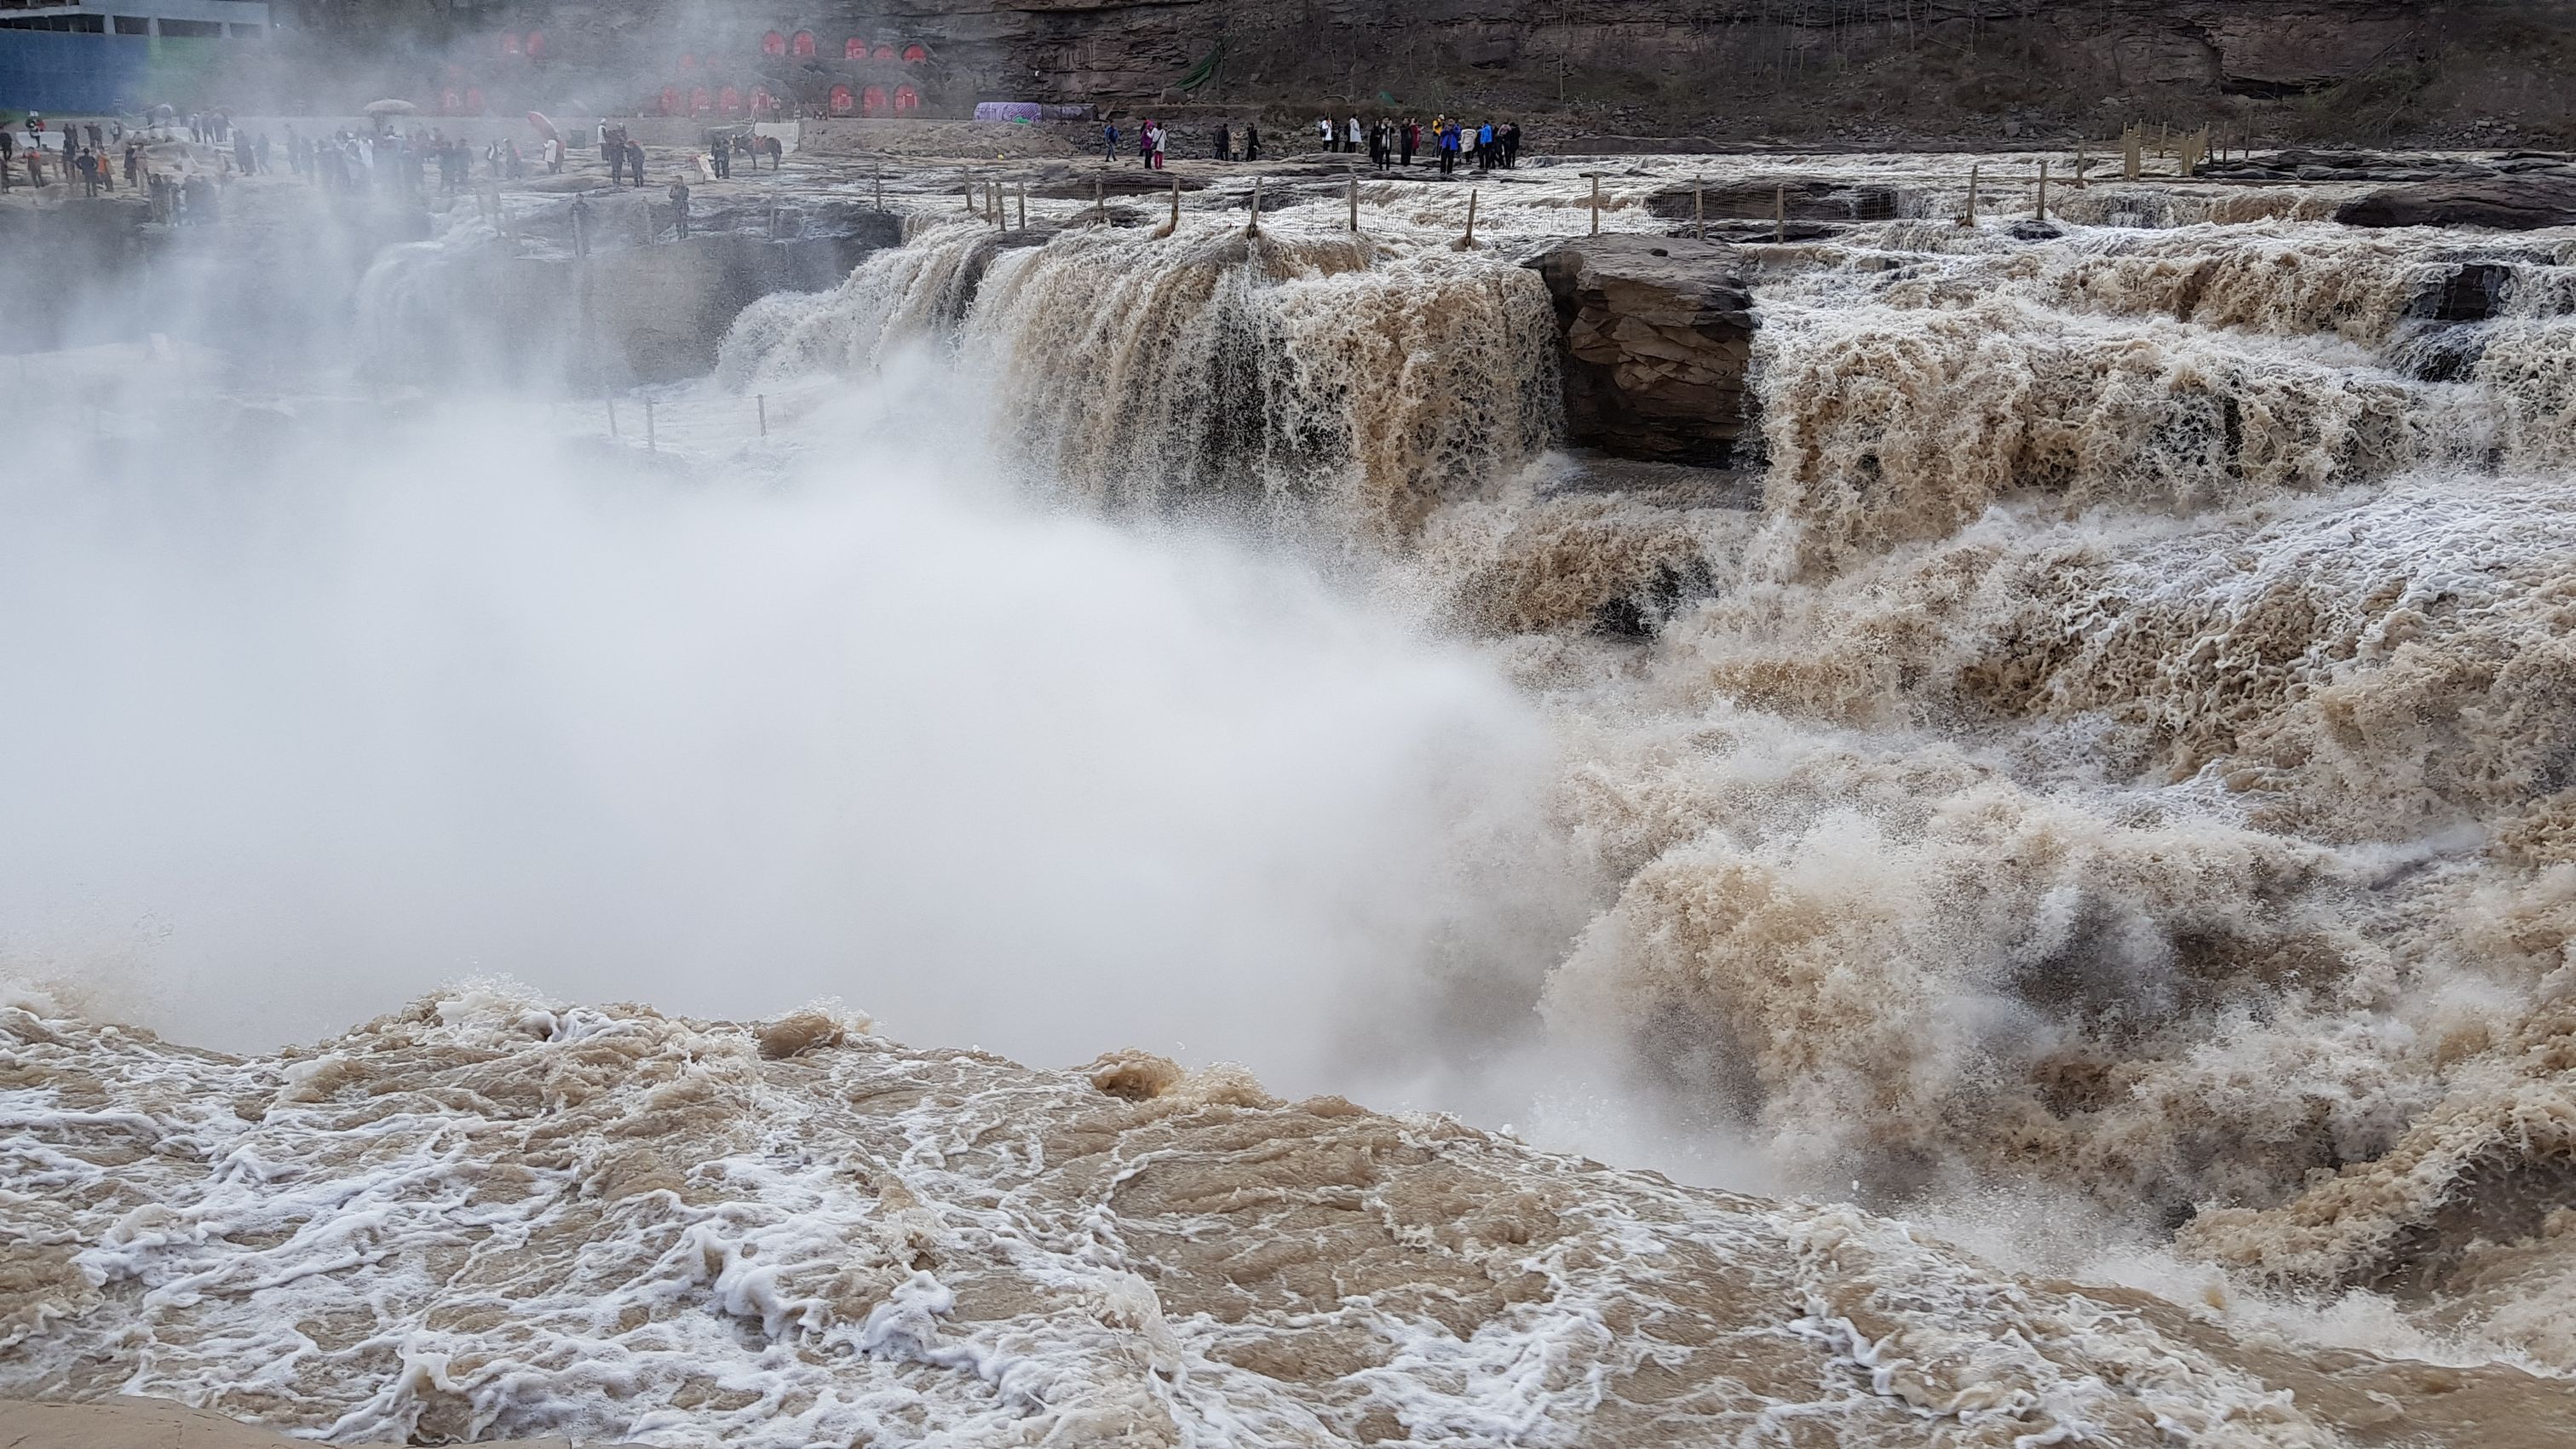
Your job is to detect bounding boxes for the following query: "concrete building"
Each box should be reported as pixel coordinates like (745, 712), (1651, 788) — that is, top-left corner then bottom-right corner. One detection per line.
(0, 0), (270, 112)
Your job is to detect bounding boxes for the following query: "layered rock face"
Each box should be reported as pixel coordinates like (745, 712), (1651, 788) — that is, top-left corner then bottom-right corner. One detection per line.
(290, 0), (2573, 146)
(1527, 236), (1757, 467)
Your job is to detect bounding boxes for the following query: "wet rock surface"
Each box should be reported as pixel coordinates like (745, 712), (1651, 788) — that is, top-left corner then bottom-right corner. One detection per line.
(1644, 178), (1898, 226)
(2336, 176), (2576, 230)
(1526, 234), (1757, 467)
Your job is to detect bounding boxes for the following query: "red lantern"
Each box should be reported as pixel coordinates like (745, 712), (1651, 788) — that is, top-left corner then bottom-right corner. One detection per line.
(872, 43), (894, 60)
(760, 32), (784, 57)
(524, 30), (544, 59)
(827, 83), (854, 116)
(893, 83), (919, 112)
(720, 86), (740, 114)
(901, 43), (926, 63)
(791, 31), (814, 59)
(860, 84), (885, 117)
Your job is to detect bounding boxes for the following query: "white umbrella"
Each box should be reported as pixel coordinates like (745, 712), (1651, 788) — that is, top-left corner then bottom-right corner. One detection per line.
(362, 99), (417, 115)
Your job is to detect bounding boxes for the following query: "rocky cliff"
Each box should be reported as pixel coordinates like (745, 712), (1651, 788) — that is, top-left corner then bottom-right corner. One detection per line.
(285, 0), (2571, 147)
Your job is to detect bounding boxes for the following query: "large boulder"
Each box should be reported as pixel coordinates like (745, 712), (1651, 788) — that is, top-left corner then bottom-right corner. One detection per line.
(1524, 235), (1757, 467)
(2337, 178), (2576, 230)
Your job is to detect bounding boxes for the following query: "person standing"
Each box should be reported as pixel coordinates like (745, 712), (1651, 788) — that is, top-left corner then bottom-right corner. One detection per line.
(1317, 116), (1331, 152)
(74, 147), (98, 196)
(1399, 118), (1415, 167)
(1344, 115), (1361, 154)
(124, 140), (140, 188)
(626, 139), (647, 187)
(1243, 120), (1259, 161)
(1214, 120), (1229, 161)
(1, 130), (14, 193)
(668, 176), (691, 238)
(1150, 120), (1165, 170)
(570, 192), (593, 257)
(1102, 120), (1118, 162)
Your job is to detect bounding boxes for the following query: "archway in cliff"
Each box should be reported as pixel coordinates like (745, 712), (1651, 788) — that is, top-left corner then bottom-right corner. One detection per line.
(828, 84), (854, 116)
(860, 85), (886, 118)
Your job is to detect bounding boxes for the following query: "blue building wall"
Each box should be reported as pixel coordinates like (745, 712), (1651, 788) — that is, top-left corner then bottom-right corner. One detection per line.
(0, 31), (222, 113)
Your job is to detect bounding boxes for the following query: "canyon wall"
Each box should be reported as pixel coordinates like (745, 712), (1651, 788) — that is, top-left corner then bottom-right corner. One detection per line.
(278, 0), (2570, 147)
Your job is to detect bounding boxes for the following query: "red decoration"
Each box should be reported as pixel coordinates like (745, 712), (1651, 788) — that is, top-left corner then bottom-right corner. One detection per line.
(660, 87), (679, 115)
(464, 86), (485, 113)
(760, 32), (785, 57)
(872, 43), (894, 60)
(524, 30), (543, 59)
(679, 52), (697, 70)
(860, 84), (886, 116)
(750, 86), (772, 114)
(901, 43), (926, 63)
(690, 86), (710, 115)
(720, 86), (740, 113)
(893, 83), (920, 112)
(440, 89), (460, 115)
(791, 31), (815, 59)
(828, 83), (854, 116)
(844, 37), (865, 59)
(500, 32), (520, 55)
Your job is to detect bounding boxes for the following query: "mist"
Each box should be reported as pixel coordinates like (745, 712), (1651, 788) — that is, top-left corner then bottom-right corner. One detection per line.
(0, 347), (1572, 1104)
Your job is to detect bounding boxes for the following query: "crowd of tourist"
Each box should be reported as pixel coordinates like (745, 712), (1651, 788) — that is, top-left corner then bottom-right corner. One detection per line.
(1100, 113), (1519, 172)
(1321, 115), (1521, 172)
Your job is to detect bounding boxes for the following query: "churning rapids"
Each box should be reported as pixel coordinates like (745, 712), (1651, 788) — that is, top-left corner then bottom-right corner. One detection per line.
(11, 152), (2576, 1446)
